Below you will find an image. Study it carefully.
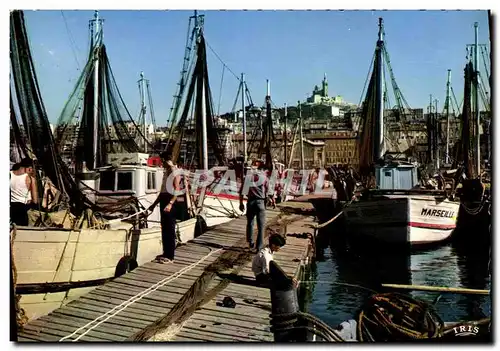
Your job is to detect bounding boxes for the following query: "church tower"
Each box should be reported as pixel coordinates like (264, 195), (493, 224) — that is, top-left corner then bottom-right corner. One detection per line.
(322, 73), (328, 97)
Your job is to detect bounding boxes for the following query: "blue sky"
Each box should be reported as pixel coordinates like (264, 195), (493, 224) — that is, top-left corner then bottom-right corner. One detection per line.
(22, 10), (490, 125)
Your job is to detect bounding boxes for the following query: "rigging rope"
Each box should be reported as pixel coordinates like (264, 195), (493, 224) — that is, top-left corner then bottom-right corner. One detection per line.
(217, 64), (225, 116)
(60, 11), (82, 71)
(205, 39), (240, 81)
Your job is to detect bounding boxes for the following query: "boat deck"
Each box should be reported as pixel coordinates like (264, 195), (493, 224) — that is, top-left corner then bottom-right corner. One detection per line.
(16, 209), (315, 342)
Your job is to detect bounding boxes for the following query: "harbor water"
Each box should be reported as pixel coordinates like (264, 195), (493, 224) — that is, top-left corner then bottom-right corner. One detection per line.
(301, 239), (492, 327)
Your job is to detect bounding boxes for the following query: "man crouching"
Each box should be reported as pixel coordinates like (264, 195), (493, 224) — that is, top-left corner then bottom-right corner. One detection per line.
(252, 233), (298, 288)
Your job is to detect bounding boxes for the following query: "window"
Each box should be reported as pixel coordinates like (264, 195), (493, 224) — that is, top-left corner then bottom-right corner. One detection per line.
(385, 171), (391, 177)
(147, 172), (156, 190)
(117, 172), (133, 191)
(99, 171), (115, 191)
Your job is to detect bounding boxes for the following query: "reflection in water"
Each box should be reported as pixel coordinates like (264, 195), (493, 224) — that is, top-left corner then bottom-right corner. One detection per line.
(305, 241), (491, 327)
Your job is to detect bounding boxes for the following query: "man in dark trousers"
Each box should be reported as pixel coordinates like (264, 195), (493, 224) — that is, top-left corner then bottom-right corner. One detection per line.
(239, 160), (275, 251)
(148, 154), (181, 263)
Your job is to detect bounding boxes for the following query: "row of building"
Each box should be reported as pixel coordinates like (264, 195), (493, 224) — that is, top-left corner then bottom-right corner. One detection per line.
(18, 74), (485, 170)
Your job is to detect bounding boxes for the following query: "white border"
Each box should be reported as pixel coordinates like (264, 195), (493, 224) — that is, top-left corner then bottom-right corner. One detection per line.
(2, 2), (497, 350)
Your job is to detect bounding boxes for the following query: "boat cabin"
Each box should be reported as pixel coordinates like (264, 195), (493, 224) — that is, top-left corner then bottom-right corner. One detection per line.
(375, 162), (419, 190)
(79, 153), (191, 224)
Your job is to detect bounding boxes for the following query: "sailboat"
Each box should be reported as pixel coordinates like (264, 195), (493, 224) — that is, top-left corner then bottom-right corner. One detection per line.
(342, 18), (460, 247)
(10, 10), (198, 321)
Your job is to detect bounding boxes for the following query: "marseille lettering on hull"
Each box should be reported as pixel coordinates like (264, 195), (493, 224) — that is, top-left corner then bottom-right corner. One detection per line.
(420, 208), (455, 218)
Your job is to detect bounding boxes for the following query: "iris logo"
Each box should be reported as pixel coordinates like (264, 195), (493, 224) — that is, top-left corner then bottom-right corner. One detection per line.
(452, 325), (480, 336)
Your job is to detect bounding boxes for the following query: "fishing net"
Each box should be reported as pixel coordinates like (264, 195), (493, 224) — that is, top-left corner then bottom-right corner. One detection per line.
(170, 32), (226, 168)
(54, 38), (152, 172)
(10, 10), (144, 218)
(10, 10), (89, 214)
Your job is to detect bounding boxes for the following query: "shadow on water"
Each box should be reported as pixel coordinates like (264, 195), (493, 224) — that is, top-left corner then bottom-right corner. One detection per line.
(304, 225), (492, 328)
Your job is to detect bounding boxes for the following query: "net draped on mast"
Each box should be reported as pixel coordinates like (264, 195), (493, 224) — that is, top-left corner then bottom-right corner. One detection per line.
(54, 15), (153, 172)
(10, 10), (89, 214)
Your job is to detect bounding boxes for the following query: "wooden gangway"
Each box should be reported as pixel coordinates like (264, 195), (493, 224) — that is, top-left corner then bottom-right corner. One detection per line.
(17, 209), (315, 342)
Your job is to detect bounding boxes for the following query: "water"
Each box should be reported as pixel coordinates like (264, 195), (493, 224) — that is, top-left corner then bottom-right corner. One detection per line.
(302, 242), (491, 327)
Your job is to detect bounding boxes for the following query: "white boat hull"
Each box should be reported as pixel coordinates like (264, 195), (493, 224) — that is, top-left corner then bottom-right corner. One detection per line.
(344, 195), (459, 246)
(202, 193), (245, 228)
(13, 217), (197, 320)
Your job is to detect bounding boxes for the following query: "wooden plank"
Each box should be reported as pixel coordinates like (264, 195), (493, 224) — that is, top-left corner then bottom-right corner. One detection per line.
(52, 301), (158, 324)
(118, 268), (211, 289)
(25, 318), (126, 341)
(17, 336), (39, 342)
(87, 289), (176, 311)
(185, 313), (272, 333)
(51, 310), (151, 330)
(90, 284), (182, 308)
(186, 316), (273, 339)
(175, 329), (238, 342)
(39, 309), (141, 336)
(108, 275), (192, 296)
(126, 265), (208, 280)
(181, 324), (268, 342)
(91, 283), (184, 305)
(19, 326), (108, 342)
(102, 279), (188, 300)
(77, 295), (168, 320)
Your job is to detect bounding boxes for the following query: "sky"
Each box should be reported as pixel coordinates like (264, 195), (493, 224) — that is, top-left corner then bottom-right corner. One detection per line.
(21, 10), (491, 125)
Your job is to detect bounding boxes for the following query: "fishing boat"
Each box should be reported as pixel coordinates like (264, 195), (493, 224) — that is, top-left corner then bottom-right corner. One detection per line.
(9, 10), (199, 320)
(342, 18), (459, 247)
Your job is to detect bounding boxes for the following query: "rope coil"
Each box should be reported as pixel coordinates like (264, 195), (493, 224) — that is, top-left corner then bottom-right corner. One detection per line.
(357, 293), (444, 342)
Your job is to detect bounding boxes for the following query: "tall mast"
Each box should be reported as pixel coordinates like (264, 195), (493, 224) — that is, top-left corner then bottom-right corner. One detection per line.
(201, 78), (208, 170)
(265, 79), (272, 167)
(435, 99), (440, 169)
(428, 94), (434, 163)
(138, 71), (147, 153)
(474, 22), (480, 175)
(241, 73), (247, 164)
(374, 17), (385, 161)
(445, 69), (451, 164)
(91, 10), (102, 170)
(298, 100), (304, 170)
(284, 103), (287, 166)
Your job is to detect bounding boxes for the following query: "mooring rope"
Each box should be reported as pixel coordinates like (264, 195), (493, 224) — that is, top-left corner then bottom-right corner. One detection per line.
(58, 247), (223, 342)
(309, 196), (356, 230)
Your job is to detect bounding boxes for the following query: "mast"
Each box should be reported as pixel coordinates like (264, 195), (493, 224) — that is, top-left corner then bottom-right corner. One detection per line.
(265, 79), (272, 167)
(428, 94), (434, 163)
(298, 100), (304, 170)
(284, 103), (287, 166)
(241, 73), (247, 164)
(91, 10), (101, 169)
(138, 71), (147, 152)
(474, 22), (480, 175)
(445, 69), (451, 164)
(374, 17), (385, 161)
(434, 99), (440, 169)
(201, 77), (208, 170)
